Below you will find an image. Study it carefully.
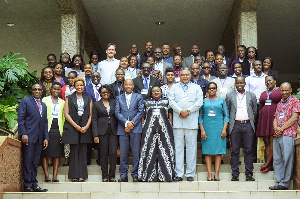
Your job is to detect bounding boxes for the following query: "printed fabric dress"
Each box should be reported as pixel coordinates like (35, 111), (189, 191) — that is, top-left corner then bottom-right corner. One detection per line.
(199, 98), (230, 155)
(138, 98), (175, 182)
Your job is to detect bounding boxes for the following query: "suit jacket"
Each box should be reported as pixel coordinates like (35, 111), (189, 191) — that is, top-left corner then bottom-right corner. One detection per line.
(84, 83), (101, 102)
(225, 91), (257, 134)
(92, 99), (117, 136)
(169, 82), (203, 129)
(62, 92), (93, 144)
(115, 92), (144, 135)
(109, 81), (124, 99)
(224, 56), (233, 67)
(133, 76), (160, 99)
(18, 96), (49, 144)
(182, 56), (194, 69)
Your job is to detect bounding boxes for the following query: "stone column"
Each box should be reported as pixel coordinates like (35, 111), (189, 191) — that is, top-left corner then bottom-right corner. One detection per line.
(240, 11), (258, 48)
(61, 14), (79, 57)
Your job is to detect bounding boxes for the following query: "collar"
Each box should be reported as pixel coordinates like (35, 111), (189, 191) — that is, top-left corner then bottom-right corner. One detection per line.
(142, 75), (150, 80)
(105, 58), (116, 62)
(251, 72), (266, 78)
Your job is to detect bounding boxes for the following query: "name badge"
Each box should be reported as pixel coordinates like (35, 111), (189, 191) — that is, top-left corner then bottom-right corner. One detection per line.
(175, 77), (180, 82)
(265, 99), (272, 106)
(220, 88), (227, 93)
(208, 110), (216, 117)
(279, 113), (284, 119)
(78, 107), (84, 116)
(153, 109), (160, 116)
(52, 111), (58, 118)
(141, 89), (148, 95)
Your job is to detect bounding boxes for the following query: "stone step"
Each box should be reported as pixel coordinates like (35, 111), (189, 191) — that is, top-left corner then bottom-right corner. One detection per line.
(38, 163), (266, 175)
(4, 190), (300, 199)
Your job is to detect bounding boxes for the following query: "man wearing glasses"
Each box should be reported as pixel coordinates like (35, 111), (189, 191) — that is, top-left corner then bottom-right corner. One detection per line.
(133, 62), (160, 100)
(18, 83), (49, 192)
(153, 47), (172, 83)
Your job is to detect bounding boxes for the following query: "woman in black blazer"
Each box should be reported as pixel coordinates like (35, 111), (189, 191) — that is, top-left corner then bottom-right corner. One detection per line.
(262, 57), (279, 83)
(92, 85), (118, 182)
(62, 77), (93, 182)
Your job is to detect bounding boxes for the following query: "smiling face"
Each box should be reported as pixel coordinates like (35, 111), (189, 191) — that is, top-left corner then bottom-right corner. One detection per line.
(151, 86), (162, 100)
(154, 47), (162, 61)
(235, 76), (246, 93)
(146, 57), (154, 68)
(142, 63), (151, 77)
(84, 64), (92, 76)
(145, 41), (153, 53)
(47, 55), (56, 67)
(280, 83), (292, 101)
(162, 44), (170, 56)
(194, 55), (203, 65)
(173, 55), (183, 68)
(129, 56), (137, 68)
(265, 76), (276, 91)
(166, 71), (175, 83)
(206, 51), (215, 62)
(73, 56), (82, 68)
(51, 84), (61, 98)
(106, 45), (116, 58)
(54, 64), (63, 76)
(233, 63), (242, 76)
(180, 69), (191, 84)
(215, 54), (224, 66)
(263, 58), (272, 70)
(218, 64), (228, 78)
(217, 45), (225, 55)
(124, 79), (134, 94)
(207, 83), (217, 97)
(130, 44), (138, 55)
(120, 57), (129, 69)
(202, 62), (211, 75)
(190, 63), (200, 77)
(100, 87), (110, 100)
(253, 61), (262, 73)
(115, 69), (125, 82)
(32, 84), (43, 99)
(44, 67), (53, 81)
(91, 72), (101, 85)
(191, 45), (200, 56)
(237, 47), (246, 59)
(74, 80), (85, 94)
(67, 72), (76, 86)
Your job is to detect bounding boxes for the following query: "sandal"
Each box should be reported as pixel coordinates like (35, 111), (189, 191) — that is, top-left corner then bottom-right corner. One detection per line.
(44, 179), (52, 182)
(102, 178), (108, 182)
(72, 179), (79, 182)
(79, 178), (85, 182)
(52, 179), (59, 182)
(207, 178), (213, 181)
(214, 176), (220, 181)
(109, 178), (116, 182)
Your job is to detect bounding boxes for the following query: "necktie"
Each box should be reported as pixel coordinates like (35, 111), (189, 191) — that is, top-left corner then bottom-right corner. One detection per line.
(144, 77), (148, 89)
(95, 85), (99, 101)
(37, 99), (42, 114)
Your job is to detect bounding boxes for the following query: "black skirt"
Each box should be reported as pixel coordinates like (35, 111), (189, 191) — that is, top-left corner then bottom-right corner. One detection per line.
(41, 118), (64, 157)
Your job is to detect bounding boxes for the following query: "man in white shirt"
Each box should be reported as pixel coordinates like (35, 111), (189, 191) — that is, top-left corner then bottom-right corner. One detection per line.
(153, 47), (173, 79)
(98, 43), (120, 85)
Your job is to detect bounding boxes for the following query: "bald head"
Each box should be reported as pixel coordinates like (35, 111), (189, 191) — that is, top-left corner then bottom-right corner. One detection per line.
(280, 82), (292, 101)
(124, 79), (134, 94)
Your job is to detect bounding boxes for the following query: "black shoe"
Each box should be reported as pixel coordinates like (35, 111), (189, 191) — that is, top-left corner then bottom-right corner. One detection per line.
(132, 177), (139, 182)
(277, 185), (288, 190)
(231, 175), (239, 181)
(24, 186), (34, 192)
(246, 175), (255, 181)
(174, 176), (183, 181)
(186, 177), (194, 181)
(96, 161), (101, 166)
(269, 185), (278, 190)
(32, 185), (48, 192)
(118, 177), (128, 182)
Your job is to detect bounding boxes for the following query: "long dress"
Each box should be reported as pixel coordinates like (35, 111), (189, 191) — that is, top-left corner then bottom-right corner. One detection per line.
(138, 98), (175, 182)
(256, 88), (281, 137)
(199, 98), (229, 155)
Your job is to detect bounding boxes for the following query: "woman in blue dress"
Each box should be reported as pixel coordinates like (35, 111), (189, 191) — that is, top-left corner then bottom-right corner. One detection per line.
(199, 82), (229, 181)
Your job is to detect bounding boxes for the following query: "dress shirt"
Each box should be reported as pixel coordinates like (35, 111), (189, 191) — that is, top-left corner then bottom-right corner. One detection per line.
(245, 73), (267, 103)
(235, 92), (249, 120)
(124, 92), (133, 127)
(142, 75), (150, 89)
(34, 98), (43, 116)
(211, 77), (235, 99)
(154, 60), (164, 75)
(92, 62), (100, 72)
(190, 76), (209, 98)
(98, 58), (120, 85)
(162, 55), (173, 66)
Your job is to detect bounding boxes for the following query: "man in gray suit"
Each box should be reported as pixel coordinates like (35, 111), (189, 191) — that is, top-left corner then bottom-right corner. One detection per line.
(225, 76), (257, 181)
(115, 79), (144, 182)
(182, 45), (201, 69)
(169, 68), (203, 181)
(153, 47), (173, 79)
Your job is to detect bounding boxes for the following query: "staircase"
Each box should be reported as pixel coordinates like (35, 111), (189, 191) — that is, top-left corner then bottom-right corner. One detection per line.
(3, 144), (298, 199)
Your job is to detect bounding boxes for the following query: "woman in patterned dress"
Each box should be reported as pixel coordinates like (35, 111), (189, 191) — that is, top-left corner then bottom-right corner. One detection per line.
(138, 86), (175, 182)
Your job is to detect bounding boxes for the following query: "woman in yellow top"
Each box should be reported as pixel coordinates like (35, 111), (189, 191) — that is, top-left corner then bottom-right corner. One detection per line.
(41, 82), (65, 182)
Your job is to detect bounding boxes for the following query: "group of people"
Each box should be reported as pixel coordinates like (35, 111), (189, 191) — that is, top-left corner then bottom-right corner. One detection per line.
(17, 41), (299, 192)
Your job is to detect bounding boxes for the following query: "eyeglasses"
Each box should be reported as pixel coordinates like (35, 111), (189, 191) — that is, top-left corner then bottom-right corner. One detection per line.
(142, 67), (151, 71)
(61, 54), (69, 58)
(92, 75), (100, 79)
(154, 51), (162, 54)
(208, 87), (217, 90)
(32, 88), (42, 91)
(202, 67), (210, 69)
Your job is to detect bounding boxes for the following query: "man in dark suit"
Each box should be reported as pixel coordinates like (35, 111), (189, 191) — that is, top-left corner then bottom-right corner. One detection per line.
(133, 62), (160, 99)
(115, 79), (144, 182)
(140, 41), (154, 64)
(217, 44), (233, 67)
(225, 76), (257, 182)
(183, 44), (202, 69)
(109, 68), (125, 99)
(83, 71), (102, 165)
(18, 83), (49, 192)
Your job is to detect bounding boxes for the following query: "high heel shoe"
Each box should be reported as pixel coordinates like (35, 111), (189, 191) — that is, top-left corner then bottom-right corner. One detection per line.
(214, 176), (220, 181)
(207, 177), (213, 181)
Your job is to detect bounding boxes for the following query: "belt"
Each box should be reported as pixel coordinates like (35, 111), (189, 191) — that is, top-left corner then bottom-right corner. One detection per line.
(235, 120), (250, 124)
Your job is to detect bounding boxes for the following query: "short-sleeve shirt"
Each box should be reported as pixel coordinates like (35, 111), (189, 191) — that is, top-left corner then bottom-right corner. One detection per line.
(274, 96), (300, 137)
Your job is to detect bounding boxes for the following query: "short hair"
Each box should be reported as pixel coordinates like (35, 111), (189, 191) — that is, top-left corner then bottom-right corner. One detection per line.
(107, 43), (117, 50)
(150, 86), (162, 98)
(40, 66), (55, 82)
(263, 57), (274, 69)
(202, 60), (211, 65)
(59, 52), (70, 63)
(73, 77), (85, 87)
(52, 81), (62, 88)
(232, 62), (243, 69)
(180, 67), (191, 75)
(173, 54), (183, 60)
(53, 62), (63, 69)
(237, 45), (247, 51)
(266, 75), (276, 81)
(99, 84), (112, 94)
(172, 44), (182, 54)
(32, 82), (43, 89)
(128, 54), (137, 63)
(47, 54), (56, 60)
(206, 82), (218, 90)
(141, 62), (151, 68)
(71, 54), (84, 71)
(215, 53), (224, 58)
(205, 50), (214, 59)
(68, 71), (77, 77)
(116, 68), (125, 74)
(162, 43), (170, 46)
(280, 82), (291, 88)
(165, 67), (175, 74)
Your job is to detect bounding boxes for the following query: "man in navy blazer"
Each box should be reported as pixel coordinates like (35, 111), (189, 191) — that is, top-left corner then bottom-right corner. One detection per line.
(83, 71), (102, 165)
(18, 83), (49, 192)
(115, 79), (144, 182)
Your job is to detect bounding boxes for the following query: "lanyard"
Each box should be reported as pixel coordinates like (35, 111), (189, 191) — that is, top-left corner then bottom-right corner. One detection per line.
(267, 87), (276, 99)
(237, 92), (246, 103)
(76, 93), (83, 108)
(69, 86), (73, 94)
(282, 96), (292, 111)
(219, 77), (227, 88)
(208, 96), (217, 110)
(51, 96), (58, 112)
(181, 83), (188, 92)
